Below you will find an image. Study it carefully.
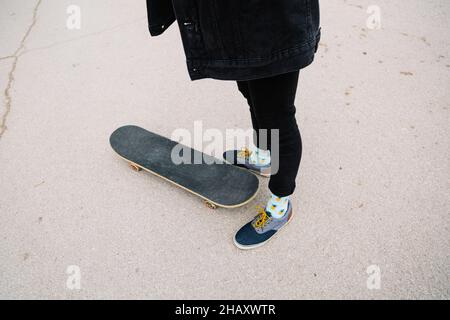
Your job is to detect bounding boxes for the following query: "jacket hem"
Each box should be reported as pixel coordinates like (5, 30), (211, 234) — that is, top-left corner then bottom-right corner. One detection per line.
(148, 13), (176, 36)
(187, 31), (321, 81)
(189, 52), (315, 81)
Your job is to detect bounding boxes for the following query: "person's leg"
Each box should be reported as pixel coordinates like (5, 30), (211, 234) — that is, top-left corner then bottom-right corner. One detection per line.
(233, 71), (302, 250)
(224, 81), (271, 173)
(237, 80), (260, 147)
(246, 70), (302, 198)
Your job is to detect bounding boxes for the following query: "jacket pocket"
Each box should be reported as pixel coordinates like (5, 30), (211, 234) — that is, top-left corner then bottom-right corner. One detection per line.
(198, 0), (242, 59)
(306, 0), (321, 38)
(237, 0), (312, 58)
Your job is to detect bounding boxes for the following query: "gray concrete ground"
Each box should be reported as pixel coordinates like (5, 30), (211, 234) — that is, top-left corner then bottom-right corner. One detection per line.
(0, 0), (449, 299)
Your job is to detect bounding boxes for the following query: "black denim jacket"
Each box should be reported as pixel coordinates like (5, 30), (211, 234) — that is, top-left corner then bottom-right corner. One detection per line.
(146, 0), (321, 81)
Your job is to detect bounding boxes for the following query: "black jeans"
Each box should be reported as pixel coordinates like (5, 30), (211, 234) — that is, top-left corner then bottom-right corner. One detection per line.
(237, 71), (302, 197)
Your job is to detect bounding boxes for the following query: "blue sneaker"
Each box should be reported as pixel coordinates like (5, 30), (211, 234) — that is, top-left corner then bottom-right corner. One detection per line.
(223, 148), (271, 177)
(234, 202), (293, 250)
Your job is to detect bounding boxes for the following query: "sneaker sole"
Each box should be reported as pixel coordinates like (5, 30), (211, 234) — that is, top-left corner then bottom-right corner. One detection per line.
(252, 167), (271, 178)
(233, 210), (294, 250)
(223, 159), (271, 178)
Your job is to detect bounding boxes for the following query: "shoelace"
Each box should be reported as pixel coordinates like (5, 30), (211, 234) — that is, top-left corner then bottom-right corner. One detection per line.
(237, 147), (252, 160)
(254, 206), (272, 229)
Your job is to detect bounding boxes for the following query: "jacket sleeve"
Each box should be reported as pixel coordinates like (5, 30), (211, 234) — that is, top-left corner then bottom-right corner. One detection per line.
(146, 0), (176, 36)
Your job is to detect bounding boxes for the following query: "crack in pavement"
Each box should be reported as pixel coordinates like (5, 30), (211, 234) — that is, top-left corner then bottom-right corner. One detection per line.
(0, 0), (43, 140)
(21, 16), (146, 56)
(0, 56), (15, 61)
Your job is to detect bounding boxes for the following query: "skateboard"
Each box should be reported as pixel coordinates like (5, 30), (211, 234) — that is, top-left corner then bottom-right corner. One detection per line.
(109, 125), (259, 209)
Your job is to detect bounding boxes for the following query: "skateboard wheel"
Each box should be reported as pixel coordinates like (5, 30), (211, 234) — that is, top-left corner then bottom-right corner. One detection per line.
(129, 163), (142, 172)
(204, 201), (218, 210)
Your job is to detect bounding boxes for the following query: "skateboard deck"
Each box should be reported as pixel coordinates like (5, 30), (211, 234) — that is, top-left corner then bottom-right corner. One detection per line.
(110, 125), (259, 209)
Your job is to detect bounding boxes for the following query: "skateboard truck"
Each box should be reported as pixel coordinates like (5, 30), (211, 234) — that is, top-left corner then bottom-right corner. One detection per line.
(204, 201), (218, 210)
(128, 162), (142, 172)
